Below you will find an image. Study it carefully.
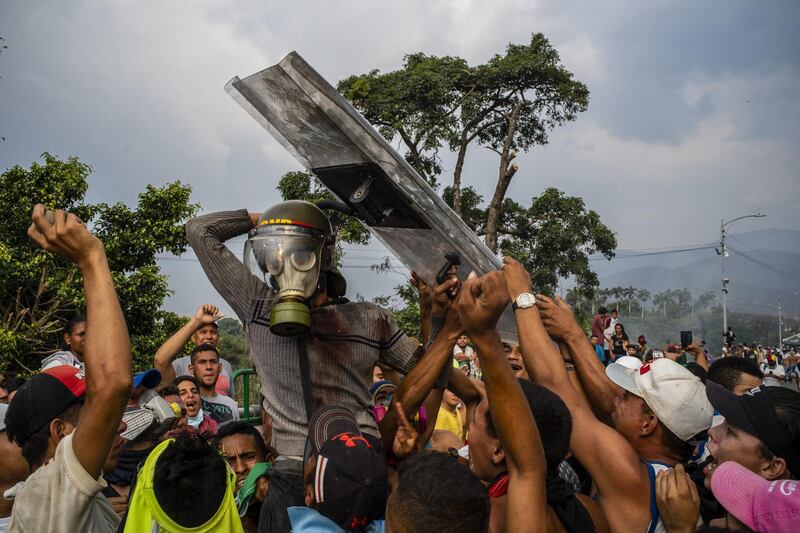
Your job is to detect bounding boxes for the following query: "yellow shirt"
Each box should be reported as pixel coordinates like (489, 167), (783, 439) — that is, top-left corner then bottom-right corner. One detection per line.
(435, 406), (464, 441)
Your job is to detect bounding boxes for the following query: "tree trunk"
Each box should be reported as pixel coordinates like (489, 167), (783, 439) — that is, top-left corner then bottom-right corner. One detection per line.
(452, 130), (470, 217)
(484, 101), (523, 253)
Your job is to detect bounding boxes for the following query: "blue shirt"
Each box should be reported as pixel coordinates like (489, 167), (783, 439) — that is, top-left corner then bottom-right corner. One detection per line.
(594, 344), (606, 362)
(287, 507), (385, 533)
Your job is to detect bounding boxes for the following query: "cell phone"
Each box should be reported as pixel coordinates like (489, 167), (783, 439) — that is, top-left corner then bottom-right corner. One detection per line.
(680, 331), (693, 350)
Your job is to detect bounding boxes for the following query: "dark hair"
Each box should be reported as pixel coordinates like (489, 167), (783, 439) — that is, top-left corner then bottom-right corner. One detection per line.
(189, 343), (219, 365)
(685, 362), (708, 384)
(153, 433), (227, 527)
(708, 357), (763, 391)
(214, 422), (269, 460)
(174, 375), (200, 389)
(640, 402), (695, 462)
(21, 403), (82, 468)
(158, 385), (181, 398)
(388, 451), (488, 533)
(614, 323), (627, 337)
(485, 379), (572, 474)
(65, 314), (86, 335)
(764, 387), (800, 478)
(598, 306), (608, 315)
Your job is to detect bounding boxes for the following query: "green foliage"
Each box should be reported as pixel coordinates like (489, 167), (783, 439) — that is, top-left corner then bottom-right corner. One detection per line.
(496, 188), (616, 297)
(216, 317), (248, 370)
(0, 153), (199, 372)
(338, 53), (471, 187)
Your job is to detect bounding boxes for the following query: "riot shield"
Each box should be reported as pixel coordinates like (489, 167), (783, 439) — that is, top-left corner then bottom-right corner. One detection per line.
(225, 52), (518, 343)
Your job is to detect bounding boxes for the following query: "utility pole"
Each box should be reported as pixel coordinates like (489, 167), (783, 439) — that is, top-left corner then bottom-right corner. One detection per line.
(717, 213), (765, 345)
(778, 302), (783, 348)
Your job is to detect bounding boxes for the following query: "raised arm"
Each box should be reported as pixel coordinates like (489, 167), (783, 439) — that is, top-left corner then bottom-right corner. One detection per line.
(538, 294), (621, 420)
(378, 278), (460, 451)
(454, 271), (547, 533)
(502, 257), (651, 532)
(686, 343), (708, 370)
(28, 205), (132, 479)
(185, 210), (267, 322)
(154, 304), (223, 386)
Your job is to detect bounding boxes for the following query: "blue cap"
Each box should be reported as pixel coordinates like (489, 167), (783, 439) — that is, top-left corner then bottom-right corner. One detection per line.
(133, 369), (161, 390)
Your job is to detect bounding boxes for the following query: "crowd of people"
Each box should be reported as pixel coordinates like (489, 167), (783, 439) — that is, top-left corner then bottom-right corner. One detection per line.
(1, 203), (799, 533)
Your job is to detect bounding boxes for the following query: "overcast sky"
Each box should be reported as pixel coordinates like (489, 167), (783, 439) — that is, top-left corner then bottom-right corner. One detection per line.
(1, 0), (798, 317)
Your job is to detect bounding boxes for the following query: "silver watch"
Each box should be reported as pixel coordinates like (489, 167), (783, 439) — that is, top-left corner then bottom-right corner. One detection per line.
(513, 292), (536, 311)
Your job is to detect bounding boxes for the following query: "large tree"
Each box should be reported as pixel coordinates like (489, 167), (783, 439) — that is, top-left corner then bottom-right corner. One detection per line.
(338, 33), (590, 252)
(0, 153), (199, 372)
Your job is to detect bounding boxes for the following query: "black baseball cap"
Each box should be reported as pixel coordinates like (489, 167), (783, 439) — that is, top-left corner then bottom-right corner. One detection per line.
(5, 365), (86, 445)
(304, 405), (389, 531)
(706, 382), (800, 476)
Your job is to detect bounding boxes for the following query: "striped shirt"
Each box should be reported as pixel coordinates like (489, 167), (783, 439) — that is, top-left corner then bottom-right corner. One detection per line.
(187, 210), (420, 456)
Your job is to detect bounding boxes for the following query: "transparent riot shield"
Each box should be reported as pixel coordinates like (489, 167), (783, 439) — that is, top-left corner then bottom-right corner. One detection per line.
(226, 52), (518, 343)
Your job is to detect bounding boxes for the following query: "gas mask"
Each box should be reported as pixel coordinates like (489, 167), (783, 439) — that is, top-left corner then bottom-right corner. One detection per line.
(121, 389), (180, 442)
(244, 200), (334, 336)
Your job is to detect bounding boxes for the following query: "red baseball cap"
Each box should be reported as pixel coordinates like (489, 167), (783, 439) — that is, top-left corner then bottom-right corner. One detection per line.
(4, 365), (86, 445)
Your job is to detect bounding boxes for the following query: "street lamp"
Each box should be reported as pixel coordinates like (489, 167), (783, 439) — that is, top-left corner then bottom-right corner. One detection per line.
(719, 213), (766, 344)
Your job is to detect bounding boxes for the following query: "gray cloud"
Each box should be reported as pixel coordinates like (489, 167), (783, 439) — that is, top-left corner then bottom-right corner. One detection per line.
(1, 0), (798, 315)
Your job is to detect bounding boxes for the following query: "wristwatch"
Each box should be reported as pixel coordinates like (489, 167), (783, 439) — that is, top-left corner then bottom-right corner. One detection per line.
(512, 292), (536, 311)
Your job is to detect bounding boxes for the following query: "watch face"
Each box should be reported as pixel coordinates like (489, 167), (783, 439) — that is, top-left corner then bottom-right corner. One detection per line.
(517, 293), (535, 308)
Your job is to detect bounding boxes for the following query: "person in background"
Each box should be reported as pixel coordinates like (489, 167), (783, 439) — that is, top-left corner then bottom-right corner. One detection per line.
(724, 326), (735, 349)
(637, 335), (647, 354)
(40, 314), (86, 371)
(590, 335), (606, 365)
(154, 303), (235, 397)
(187, 345), (239, 424)
(0, 404), (29, 533)
(216, 422), (274, 533)
(433, 389), (465, 442)
(625, 343), (640, 360)
(708, 357), (764, 395)
(453, 334), (475, 365)
(5, 205), (132, 532)
(175, 375), (219, 435)
(761, 355), (786, 387)
(608, 323), (629, 362)
(591, 307), (612, 362)
(157, 386), (189, 440)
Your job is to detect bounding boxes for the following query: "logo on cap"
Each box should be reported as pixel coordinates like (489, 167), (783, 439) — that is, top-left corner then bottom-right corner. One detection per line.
(640, 364), (651, 375)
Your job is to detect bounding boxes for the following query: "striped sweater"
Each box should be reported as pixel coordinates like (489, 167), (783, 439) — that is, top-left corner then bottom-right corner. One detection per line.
(186, 210), (420, 456)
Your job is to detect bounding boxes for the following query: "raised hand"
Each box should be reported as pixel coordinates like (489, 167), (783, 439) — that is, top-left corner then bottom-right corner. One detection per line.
(451, 271), (510, 335)
(501, 256), (532, 302)
(392, 402), (422, 460)
(194, 304), (223, 325)
(536, 294), (581, 342)
(27, 204), (104, 267)
(410, 271), (433, 314)
(655, 464), (700, 533)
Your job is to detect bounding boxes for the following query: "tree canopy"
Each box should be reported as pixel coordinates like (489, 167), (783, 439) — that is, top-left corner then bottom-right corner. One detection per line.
(0, 153), (199, 372)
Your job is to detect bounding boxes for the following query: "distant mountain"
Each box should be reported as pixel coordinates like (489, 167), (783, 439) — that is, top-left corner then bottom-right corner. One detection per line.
(595, 229), (800, 315)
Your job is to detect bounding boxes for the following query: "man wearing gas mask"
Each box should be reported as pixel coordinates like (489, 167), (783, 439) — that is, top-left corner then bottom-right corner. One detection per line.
(186, 202), (425, 529)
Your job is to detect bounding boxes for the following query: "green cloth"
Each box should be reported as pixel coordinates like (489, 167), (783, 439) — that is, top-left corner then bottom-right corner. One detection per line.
(124, 439), (243, 532)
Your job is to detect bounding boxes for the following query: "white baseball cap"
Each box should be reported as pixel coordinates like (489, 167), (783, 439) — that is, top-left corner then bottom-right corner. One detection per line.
(606, 358), (713, 441)
(613, 356), (643, 371)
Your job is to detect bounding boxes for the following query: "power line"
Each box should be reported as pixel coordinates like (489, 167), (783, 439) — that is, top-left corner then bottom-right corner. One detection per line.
(729, 236), (800, 277)
(728, 246), (800, 282)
